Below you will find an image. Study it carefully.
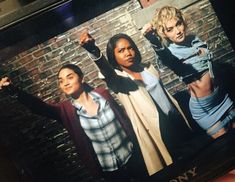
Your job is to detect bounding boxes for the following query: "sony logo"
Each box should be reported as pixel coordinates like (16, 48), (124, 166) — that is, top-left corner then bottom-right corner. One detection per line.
(169, 167), (197, 182)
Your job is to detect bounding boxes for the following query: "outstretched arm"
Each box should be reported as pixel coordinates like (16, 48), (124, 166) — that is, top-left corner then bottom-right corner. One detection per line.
(141, 23), (193, 77)
(79, 31), (118, 84)
(0, 77), (60, 120)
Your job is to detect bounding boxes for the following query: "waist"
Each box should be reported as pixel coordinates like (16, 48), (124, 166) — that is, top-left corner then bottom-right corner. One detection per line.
(207, 107), (235, 137)
(181, 69), (208, 84)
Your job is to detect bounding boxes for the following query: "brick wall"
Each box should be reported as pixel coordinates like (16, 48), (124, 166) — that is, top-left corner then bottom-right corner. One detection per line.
(0, 0), (234, 181)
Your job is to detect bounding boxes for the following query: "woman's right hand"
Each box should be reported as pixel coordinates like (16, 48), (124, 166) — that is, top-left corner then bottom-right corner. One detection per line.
(141, 23), (154, 36)
(0, 77), (11, 90)
(79, 30), (98, 52)
(141, 23), (162, 48)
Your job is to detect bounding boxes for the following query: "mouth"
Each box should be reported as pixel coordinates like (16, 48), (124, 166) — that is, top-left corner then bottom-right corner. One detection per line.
(177, 34), (184, 39)
(64, 87), (72, 92)
(126, 57), (134, 62)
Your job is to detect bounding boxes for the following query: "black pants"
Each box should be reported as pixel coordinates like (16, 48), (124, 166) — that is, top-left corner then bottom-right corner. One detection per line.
(103, 149), (149, 182)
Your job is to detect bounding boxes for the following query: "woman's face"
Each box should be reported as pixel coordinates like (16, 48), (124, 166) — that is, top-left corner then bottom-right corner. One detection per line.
(58, 68), (83, 96)
(114, 38), (136, 69)
(163, 17), (186, 44)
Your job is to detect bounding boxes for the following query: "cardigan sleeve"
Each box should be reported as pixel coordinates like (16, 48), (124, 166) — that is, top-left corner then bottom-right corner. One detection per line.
(15, 88), (61, 121)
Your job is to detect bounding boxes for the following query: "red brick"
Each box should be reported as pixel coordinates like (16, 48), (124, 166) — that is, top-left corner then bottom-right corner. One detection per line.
(33, 47), (52, 58)
(18, 55), (34, 65)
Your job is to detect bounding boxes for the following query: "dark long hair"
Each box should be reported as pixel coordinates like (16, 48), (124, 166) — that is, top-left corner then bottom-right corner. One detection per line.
(57, 64), (84, 78)
(106, 33), (141, 69)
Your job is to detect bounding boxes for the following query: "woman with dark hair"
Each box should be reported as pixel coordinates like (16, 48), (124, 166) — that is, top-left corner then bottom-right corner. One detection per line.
(0, 64), (148, 182)
(80, 31), (192, 176)
(106, 33), (142, 69)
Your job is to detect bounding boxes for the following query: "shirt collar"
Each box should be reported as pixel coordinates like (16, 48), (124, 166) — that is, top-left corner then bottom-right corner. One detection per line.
(71, 91), (100, 111)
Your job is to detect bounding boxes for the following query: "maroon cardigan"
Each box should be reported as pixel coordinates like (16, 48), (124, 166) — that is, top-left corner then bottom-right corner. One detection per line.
(16, 87), (136, 180)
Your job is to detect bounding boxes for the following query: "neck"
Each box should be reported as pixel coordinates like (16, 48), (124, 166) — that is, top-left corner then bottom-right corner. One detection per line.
(73, 91), (90, 104)
(176, 40), (189, 46)
(121, 65), (144, 80)
(174, 34), (192, 47)
(121, 64), (143, 74)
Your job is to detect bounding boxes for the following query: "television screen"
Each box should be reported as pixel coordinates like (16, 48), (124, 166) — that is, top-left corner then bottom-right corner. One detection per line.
(0, 0), (234, 181)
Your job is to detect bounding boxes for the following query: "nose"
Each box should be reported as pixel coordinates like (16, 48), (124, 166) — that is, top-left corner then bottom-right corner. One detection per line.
(65, 82), (70, 87)
(63, 80), (70, 87)
(125, 49), (132, 56)
(175, 27), (181, 34)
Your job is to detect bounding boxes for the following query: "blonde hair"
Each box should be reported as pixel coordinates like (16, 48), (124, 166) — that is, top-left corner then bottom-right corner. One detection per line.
(152, 6), (187, 44)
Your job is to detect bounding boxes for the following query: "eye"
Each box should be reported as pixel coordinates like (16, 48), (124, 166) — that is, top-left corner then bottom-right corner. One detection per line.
(127, 46), (134, 51)
(58, 79), (63, 85)
(118, 48), (124, 53)
(166, 28), (173, 33)
(68, 76), (74, 80)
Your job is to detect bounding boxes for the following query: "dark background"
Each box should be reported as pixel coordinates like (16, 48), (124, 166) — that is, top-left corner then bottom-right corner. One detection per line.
(1, 0), (235, 62)
(210, 0), (235, 50)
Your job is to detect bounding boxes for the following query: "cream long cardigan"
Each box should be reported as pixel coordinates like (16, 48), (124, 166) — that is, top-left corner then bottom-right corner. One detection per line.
(99, 64), (191, 176)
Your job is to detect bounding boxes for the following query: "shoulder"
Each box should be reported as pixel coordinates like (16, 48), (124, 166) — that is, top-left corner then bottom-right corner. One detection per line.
(143, 63), (160, 77)
(93, 87), (113, 100)
(93, 87), (108, 94)
(187, 34), (197, 42)
(190, 35), (208, 49)
(58, 99), (73, 108)
(188, 34), (204, 44)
